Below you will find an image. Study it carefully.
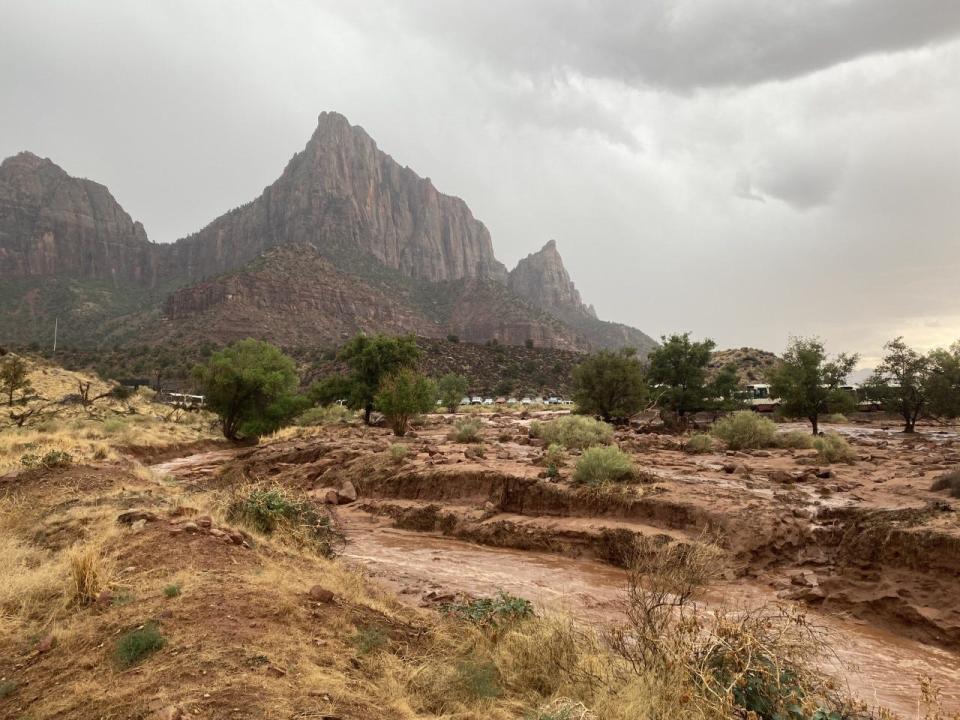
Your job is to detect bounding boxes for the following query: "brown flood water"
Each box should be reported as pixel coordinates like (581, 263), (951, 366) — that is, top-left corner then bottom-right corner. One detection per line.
(154, 450), (960, 718)
(340, 512), (960, 719)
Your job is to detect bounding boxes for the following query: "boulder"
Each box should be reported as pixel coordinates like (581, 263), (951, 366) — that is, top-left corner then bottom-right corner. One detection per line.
(308, 585), (335, 603)
(337, 481), (357, 504)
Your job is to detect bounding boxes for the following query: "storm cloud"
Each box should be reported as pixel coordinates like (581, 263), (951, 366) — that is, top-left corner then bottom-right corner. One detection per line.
(2, 0), (959, 365)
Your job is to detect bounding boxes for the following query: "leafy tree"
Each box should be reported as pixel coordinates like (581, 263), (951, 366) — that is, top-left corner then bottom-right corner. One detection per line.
(646, 333), (715, 422)
(0, 355), (32, 406)
(192, 339), (303, 440)
(308, 374), (355, 406)
(768, 337), (858, 436)
(437, 373), (469, 413)
(571, 348), (648, 423)
(375, 369), (436, 436)
(926, 342), (960, 421)
(337, 334), (421, 424)
(705, 363), (743, 416)
(862, 337), (930, 433)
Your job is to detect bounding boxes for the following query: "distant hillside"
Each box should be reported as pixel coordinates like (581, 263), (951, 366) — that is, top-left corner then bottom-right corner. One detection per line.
(709, 347), (779, 383)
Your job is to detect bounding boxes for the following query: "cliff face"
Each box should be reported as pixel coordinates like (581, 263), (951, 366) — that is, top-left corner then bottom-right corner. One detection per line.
(0, 152), (158, 284)
(167, 112), (507, 284)
(508, 239), (596, 322)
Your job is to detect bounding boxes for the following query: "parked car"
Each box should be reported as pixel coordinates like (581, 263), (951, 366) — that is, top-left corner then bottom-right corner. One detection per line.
(495, 397), (506, 404)
(460, 397), (471, 406)
(482, 398), (494, 406)
(547, 396), (560, 405)
(521, 397), (532, 405)
(471, 396), (483, 405)
(507, 398), (519, 405)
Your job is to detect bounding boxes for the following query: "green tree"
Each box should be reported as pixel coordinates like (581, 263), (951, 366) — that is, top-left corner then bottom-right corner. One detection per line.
(337, 334), (421, 424)
(926, 342), (960, 421)
(0, 355), (32, 406)
(768, 337), (858, 436)
(436, 373), (469, 413)
(571, 348), (648, 423)
(375, 369), (436, 436)
(192, 339), (303, 440)
(705, 363), (743, 416)
(862, 337), (930, 433)
(646, 333), (715, 423)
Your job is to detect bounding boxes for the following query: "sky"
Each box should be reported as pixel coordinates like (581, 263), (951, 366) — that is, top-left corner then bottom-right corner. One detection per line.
(2, 1), (959, 367)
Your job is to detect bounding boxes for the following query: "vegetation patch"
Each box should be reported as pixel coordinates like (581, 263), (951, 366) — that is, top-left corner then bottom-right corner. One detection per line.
(442, 591), (534, 627)
(225, 486), (343, 557)
(163, 583), (181, 598)
(931, 468), (960, 498)
(812, 433), (857, 464)
(710, 411), (776, 450)
(449, 418), (483, 443)
(295, 404), (354, 426)
(114, 622), (166, 668)
(530, 415), (613, 450)
(685, 433), (714, 454)
(573, 446), (636, 486)
(353, 625), (388, 654)
(20, 449), (74, 469)
(773, 430), (815, 450)
(388, 443), (409, 463)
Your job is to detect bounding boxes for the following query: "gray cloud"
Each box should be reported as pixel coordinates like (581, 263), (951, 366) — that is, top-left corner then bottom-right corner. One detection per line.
(1, 0), (959, 363)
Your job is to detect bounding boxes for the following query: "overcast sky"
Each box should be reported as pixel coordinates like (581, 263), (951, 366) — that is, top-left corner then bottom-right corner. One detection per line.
(3, 1), (959, 366)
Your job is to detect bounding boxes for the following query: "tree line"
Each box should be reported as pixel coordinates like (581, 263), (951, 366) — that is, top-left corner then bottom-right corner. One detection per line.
(186, 332), (960, 442)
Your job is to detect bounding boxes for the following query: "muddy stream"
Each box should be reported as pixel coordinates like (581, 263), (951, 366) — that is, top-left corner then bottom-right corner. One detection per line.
(154, 450), (960, 717)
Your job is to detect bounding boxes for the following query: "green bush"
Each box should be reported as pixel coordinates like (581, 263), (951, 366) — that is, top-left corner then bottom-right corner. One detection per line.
(163, 584), (181, 598)
(389, 443), (408, 463)
(353, 625), (388, 654)
(103, 417), (128, 434)
(295, 404), (354, 426)
(711, 411), (776, 450)
(226, 487), (343, 557)
(544, 443), (565, 467)
(573, 446), (636, 486)
(114, 622), (165, 668)
(375, 369), (437, 436)
(812, 433), (857, 464)
(530, 416), (613, 450)
(823, 413), (849, 424)
(931, 469), (960, 498)
(20, 450), (74, 469)
(773, 430), (815, 450)
(442, 591), (534, 627)
(450, 418), (483, 443)
(685, 433), (714, 453)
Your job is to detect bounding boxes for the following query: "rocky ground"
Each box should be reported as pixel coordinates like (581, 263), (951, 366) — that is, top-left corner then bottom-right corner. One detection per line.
(3, 409), (959, 718)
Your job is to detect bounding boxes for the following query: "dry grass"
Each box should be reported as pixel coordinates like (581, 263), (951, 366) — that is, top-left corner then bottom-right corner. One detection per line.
(67, 543), (109, 605)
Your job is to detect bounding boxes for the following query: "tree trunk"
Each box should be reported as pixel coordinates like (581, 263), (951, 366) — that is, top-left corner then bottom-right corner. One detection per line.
(363, 404), (373, 425)
(904, 421), (915, 433)
(810, 415), (819, 436)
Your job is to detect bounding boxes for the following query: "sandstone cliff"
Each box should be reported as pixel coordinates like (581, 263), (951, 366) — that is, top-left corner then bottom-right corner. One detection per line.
(167, 112), (507, 285)
(0, 152), (157, 284)
(508, 239), (596, 322)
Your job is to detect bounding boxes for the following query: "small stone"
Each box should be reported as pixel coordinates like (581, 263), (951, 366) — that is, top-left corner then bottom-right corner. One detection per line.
(195, 515), (213, 529)
(96, 590), (114, 606)
(36, 633), (55, 653)
(722, 463), (736, 474)
(146, 706), (183, 720)
(266, 664), (287, 677)
(337, 481), (357, 504)
(181, 522), (200, 533)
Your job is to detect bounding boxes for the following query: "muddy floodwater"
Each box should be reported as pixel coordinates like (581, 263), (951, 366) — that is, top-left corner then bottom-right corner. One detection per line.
(155, 442), (960, 718)
(340, 510), (960, 718)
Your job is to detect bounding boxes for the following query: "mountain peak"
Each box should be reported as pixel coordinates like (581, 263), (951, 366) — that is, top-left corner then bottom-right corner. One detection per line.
(508, 240), (596, 322)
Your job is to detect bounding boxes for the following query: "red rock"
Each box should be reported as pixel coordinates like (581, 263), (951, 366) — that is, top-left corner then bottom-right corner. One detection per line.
(337, 481), (357, 504)
(308, 585), (335, 603)
(36, 633), (55, 653)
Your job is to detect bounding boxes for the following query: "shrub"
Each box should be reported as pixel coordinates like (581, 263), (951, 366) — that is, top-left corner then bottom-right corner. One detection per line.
(711, 411), (776, 450)
(571, 349), (648, 422)
(353, 625), (388, 654)
(163, 584), (181, 598)
(0, 680), (15, 698)
(931, 469), (960, 498)
(437, 373), (469, 413)
(226, 487), (343, 557)
(573, 446), (636, 486)
(375, 369), (436, 436)
(456, 659), (501, 699)
(823, 413), (849, 424)
(443, 591), (534, 627)
(529, 416), (613, 450)
(450, 418), (483, 443)
(103, 417), (128, 434)
(295, 404), (354, 426)
(114, 622), (165, 668)
(20, 450), (73, 469)
(389, 443), (409, 463)
(773, 430), (815, 449)
(68, 544), (107, 604)
(812, 433), (857, 464)
(685, 433), (714, 454)
(544, 443), (565, 468)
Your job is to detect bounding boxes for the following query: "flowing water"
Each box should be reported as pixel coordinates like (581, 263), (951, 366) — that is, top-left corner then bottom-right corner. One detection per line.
(156, 450), (960, 718)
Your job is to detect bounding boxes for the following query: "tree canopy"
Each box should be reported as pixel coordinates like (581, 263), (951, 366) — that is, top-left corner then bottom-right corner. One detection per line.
(768, 337), (857, 435)
(862, 337), (930, 433)
(436, 373), (469, 413)
(193, 339), (303, 440)
(927, 343), (960, 422)
(1, 355), (32, 407)
(646, 333), (715, 422)
(334, 334), (421, 424)
(375, 369), (436, 436)
(571, 348), (648, 423)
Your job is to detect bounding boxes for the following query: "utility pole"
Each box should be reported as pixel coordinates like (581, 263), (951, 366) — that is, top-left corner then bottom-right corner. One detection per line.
(52, 317), (58, 355)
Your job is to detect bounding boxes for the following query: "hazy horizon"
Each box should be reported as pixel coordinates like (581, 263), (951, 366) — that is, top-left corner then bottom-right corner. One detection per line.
(3, 1), (959, 366)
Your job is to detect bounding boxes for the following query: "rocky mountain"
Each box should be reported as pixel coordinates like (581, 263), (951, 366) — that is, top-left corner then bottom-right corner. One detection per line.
(0, 152), (157, 283)
(0, 112), (655, 354)
(709, 347), (779, 383)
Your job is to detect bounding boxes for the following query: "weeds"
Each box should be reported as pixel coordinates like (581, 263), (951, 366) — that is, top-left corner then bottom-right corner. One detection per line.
(443, 591), (534, 627)
(295, 404), (354, 426)
(529, 416), (613, 450)
(931, 468), (960, 498)
(450, 418), (483, 443)
(573, 446), (636, 486)
(163, 584), (181, 598)
(388, 443), (408, 463)
(68, 543), (107, 604)
(685, 433), (714, 453)
(457, 659), (501, 699)
(114, 622), (165, 668)
(774, 430), (815, 450)
(20, 450), (74, 469)
(0, 680), (16, 698)
(353, 625), (388, 654)
(711, 411), (776, 450)
(225, 486), (343, 557)
(544, 443), (565, 468)
(813, 433), (857, 464)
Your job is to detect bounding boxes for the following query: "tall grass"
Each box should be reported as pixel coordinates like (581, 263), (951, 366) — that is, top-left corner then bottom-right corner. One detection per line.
(530, 416), (613, 450)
